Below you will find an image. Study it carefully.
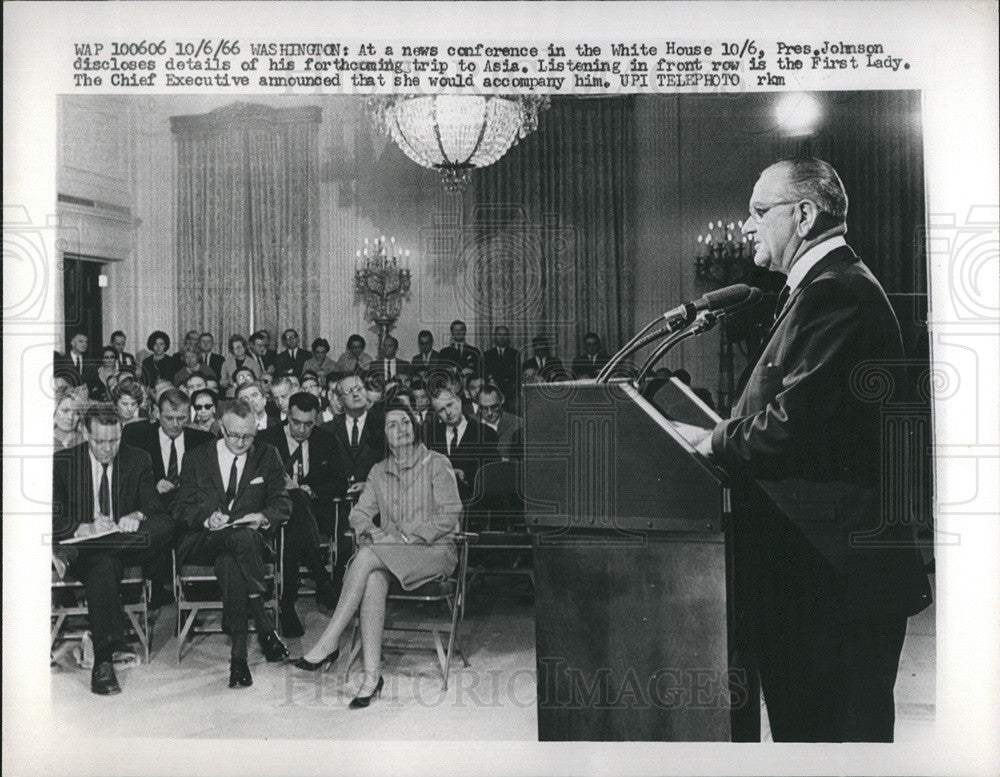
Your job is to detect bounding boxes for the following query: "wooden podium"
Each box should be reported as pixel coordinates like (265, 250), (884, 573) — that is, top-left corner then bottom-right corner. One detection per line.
(523, 379), (758, 741)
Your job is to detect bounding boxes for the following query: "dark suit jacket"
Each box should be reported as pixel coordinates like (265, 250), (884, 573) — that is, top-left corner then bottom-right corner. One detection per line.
(368, 358), (411, 381)
(173, 440), (291, 561)
(482, 346), (520, 398)
(197, 352), (225, 380)
(141, 354), (179, 385)
(522, 355), (569, 382)
(273, 348), (312, 378)
(572, 351), (611, 379)
(115, 351), (137, 372)
(439, 343), (482, 374)
(52, 442), (170, 541)
(711, 244), (931, 616)
(410, 350), (442, 371)
(122, 424), (216, 482)
(488, 411), (524, 460)
(323, 409), (387, 490)
(256, 424), (346, 505)
(428, 417), (499, 495)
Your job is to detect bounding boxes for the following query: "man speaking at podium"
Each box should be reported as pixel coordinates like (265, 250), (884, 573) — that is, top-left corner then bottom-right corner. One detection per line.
(690, 158), (931, 741)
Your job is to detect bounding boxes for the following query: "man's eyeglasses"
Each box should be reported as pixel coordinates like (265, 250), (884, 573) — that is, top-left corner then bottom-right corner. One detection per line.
(221, 426), (255, 442)
(750, 200), (798, 220)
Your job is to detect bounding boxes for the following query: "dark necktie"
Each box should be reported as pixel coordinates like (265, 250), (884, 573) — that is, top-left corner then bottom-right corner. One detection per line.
(774, 285), (791, 322)
(448, 426), (457, 455)
(99, 463), (111, 516)
(350, 418), (359, 448)
(75, 355), (83, 375)
(167, 439), (178, 481)
(225, 457), (239, 507)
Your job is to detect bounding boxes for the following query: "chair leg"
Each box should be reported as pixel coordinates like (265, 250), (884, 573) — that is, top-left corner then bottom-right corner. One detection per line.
(50, 613), (67, 650)
(177, 605), (199, 663)
(431, 629), (449, 691)
(125, 610), (149, 664)
(344, 618), (362, 682)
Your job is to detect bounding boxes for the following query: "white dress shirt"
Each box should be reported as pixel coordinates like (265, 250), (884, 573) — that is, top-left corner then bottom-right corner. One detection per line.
(216, 439), (247, 507)
(284, 427), (310, 477)
(158, 427), (185, 478)
(785, 235), (847, 294)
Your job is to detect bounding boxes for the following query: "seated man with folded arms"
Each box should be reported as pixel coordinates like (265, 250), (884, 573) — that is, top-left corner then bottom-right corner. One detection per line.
(52, 404), (175, 695)
(173, 400), (292, 688)
(258, 392), (344, 635)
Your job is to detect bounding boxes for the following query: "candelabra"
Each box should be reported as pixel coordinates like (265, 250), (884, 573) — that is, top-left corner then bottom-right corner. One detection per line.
(354, 236), (412, 346)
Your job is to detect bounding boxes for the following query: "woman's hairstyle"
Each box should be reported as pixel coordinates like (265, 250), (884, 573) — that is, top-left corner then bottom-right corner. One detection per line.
(146, 330), (171, 351)
(53, 387), (84, 417)
(113, 379), (144, 404)
(228, 333), (248, 353)
(101, 345), (117, 359)
(383, 397), (423, 446)
(311, 338), (329, 352)
(347, 334), (366, 349)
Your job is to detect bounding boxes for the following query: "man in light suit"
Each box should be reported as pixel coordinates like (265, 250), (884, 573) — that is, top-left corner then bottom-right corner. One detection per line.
(690, 158), (931, 741)
(174, 399), (291, 688)
(52, 404), (174, 694)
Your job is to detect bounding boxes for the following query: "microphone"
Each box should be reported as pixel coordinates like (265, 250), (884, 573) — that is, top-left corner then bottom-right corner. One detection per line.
(661, 283), (756, 326)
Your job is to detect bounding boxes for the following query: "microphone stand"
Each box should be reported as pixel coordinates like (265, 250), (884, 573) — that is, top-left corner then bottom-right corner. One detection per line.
(635, 311), (720, 386)
(596, 315), (689, 383)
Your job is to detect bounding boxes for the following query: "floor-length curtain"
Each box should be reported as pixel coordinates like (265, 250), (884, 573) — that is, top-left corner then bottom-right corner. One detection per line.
(473, 97), (636, 360)
(173, 103), (321, 344)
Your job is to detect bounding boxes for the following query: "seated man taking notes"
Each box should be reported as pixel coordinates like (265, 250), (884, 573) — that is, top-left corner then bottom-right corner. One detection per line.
(52, 403), (174, 695)
(173, 399), (292, 688)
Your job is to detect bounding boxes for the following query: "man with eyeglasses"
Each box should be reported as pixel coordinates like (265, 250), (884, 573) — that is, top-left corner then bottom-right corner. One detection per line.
(325, 375), (385, 490)
(477, 384), (523, 461)
(686, 158), (931, 741)
(174, 400), (291, 688)
(258, 392), (344, 635)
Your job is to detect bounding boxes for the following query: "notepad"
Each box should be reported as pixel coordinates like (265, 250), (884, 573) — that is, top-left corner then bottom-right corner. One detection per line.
(60, 529), (124, 545)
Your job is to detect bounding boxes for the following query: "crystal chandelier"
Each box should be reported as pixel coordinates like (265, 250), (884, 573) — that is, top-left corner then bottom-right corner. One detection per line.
(368, 95), (550, 190)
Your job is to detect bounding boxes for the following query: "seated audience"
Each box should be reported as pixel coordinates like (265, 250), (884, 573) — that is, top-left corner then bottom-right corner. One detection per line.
(292, 399), (462, 709)
(235, 381), (279, 431)
(248, 331), (276, 376)
(364, 372), (385, 409)
(226, 365), (257, 399)
(91, 346), (121, 401)
(173, 399), (291, 688)
(477, 384), (524, 460)
(303, 338), (338, 386)
(53, 387), (86, 450)
(274, 328), (311, 378)
(408, 378), (434, 438)
(220, 334), (261, 391)
(52, 404), (174, 694)
(410, 329), (441, 370)
(257, 392), (343, 635)
(142, 331), (178, 386)
(173, 347), (215, 388)
(370, 335), (410, 382)
(173, 330), (200, 363)
(188, 388), (222, 437)
(428, 384), (499, 498)
(335, 334), (373, 376)
(439, 319), (481, 373)
(113, 380), (145, 427)
(197, 332), (225, 380)
(320, 382), (343, 424)
(109, 330), (137, 373)
(270, 375), (298, 424)
(300, 371), (323, 399)
(464, 374), (486, 417)
(55, 331), (91, 386)
(523, 335), (569, 382)
(325, 375), (385, 490)
(571, 332), (611, 379)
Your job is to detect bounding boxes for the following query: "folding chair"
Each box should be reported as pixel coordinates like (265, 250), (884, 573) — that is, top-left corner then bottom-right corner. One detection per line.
(51, 565), (152, 662)
(344, 518), (476, 691)
(173, 527), (284, 661)
(465, 460), (534, 595)
(296, 496), (349, 599)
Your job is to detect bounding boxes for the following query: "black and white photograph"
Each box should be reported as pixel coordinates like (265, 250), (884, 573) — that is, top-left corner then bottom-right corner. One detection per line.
(4, 2), (998, 776)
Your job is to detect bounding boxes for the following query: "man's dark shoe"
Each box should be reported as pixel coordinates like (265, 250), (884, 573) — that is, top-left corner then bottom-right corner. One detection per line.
(279, 605), (305, 638)
(228, 658), (253, 688)
(259, 630), (290, 662)
(91, 661), (122, 695)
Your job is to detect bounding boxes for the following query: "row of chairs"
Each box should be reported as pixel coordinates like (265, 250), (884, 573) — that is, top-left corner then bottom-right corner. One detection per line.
(52, 463), (531, 689)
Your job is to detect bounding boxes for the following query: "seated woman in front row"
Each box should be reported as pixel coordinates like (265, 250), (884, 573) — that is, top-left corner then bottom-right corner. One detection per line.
(292, 397), (462, 708)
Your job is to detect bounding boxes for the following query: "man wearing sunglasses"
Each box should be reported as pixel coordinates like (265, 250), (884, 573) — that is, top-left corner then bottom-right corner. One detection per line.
(174, 399), (291, 688)
(688, 158), (931, 742)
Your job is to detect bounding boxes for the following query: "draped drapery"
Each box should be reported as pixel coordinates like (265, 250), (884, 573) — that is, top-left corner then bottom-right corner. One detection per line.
(472, 97), (636, 359)
(172, 103), (321, 344)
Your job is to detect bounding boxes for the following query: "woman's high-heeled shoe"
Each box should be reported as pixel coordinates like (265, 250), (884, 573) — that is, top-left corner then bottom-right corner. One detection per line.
(349, 675), (384, 709)
(290, 648), (339, 672)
